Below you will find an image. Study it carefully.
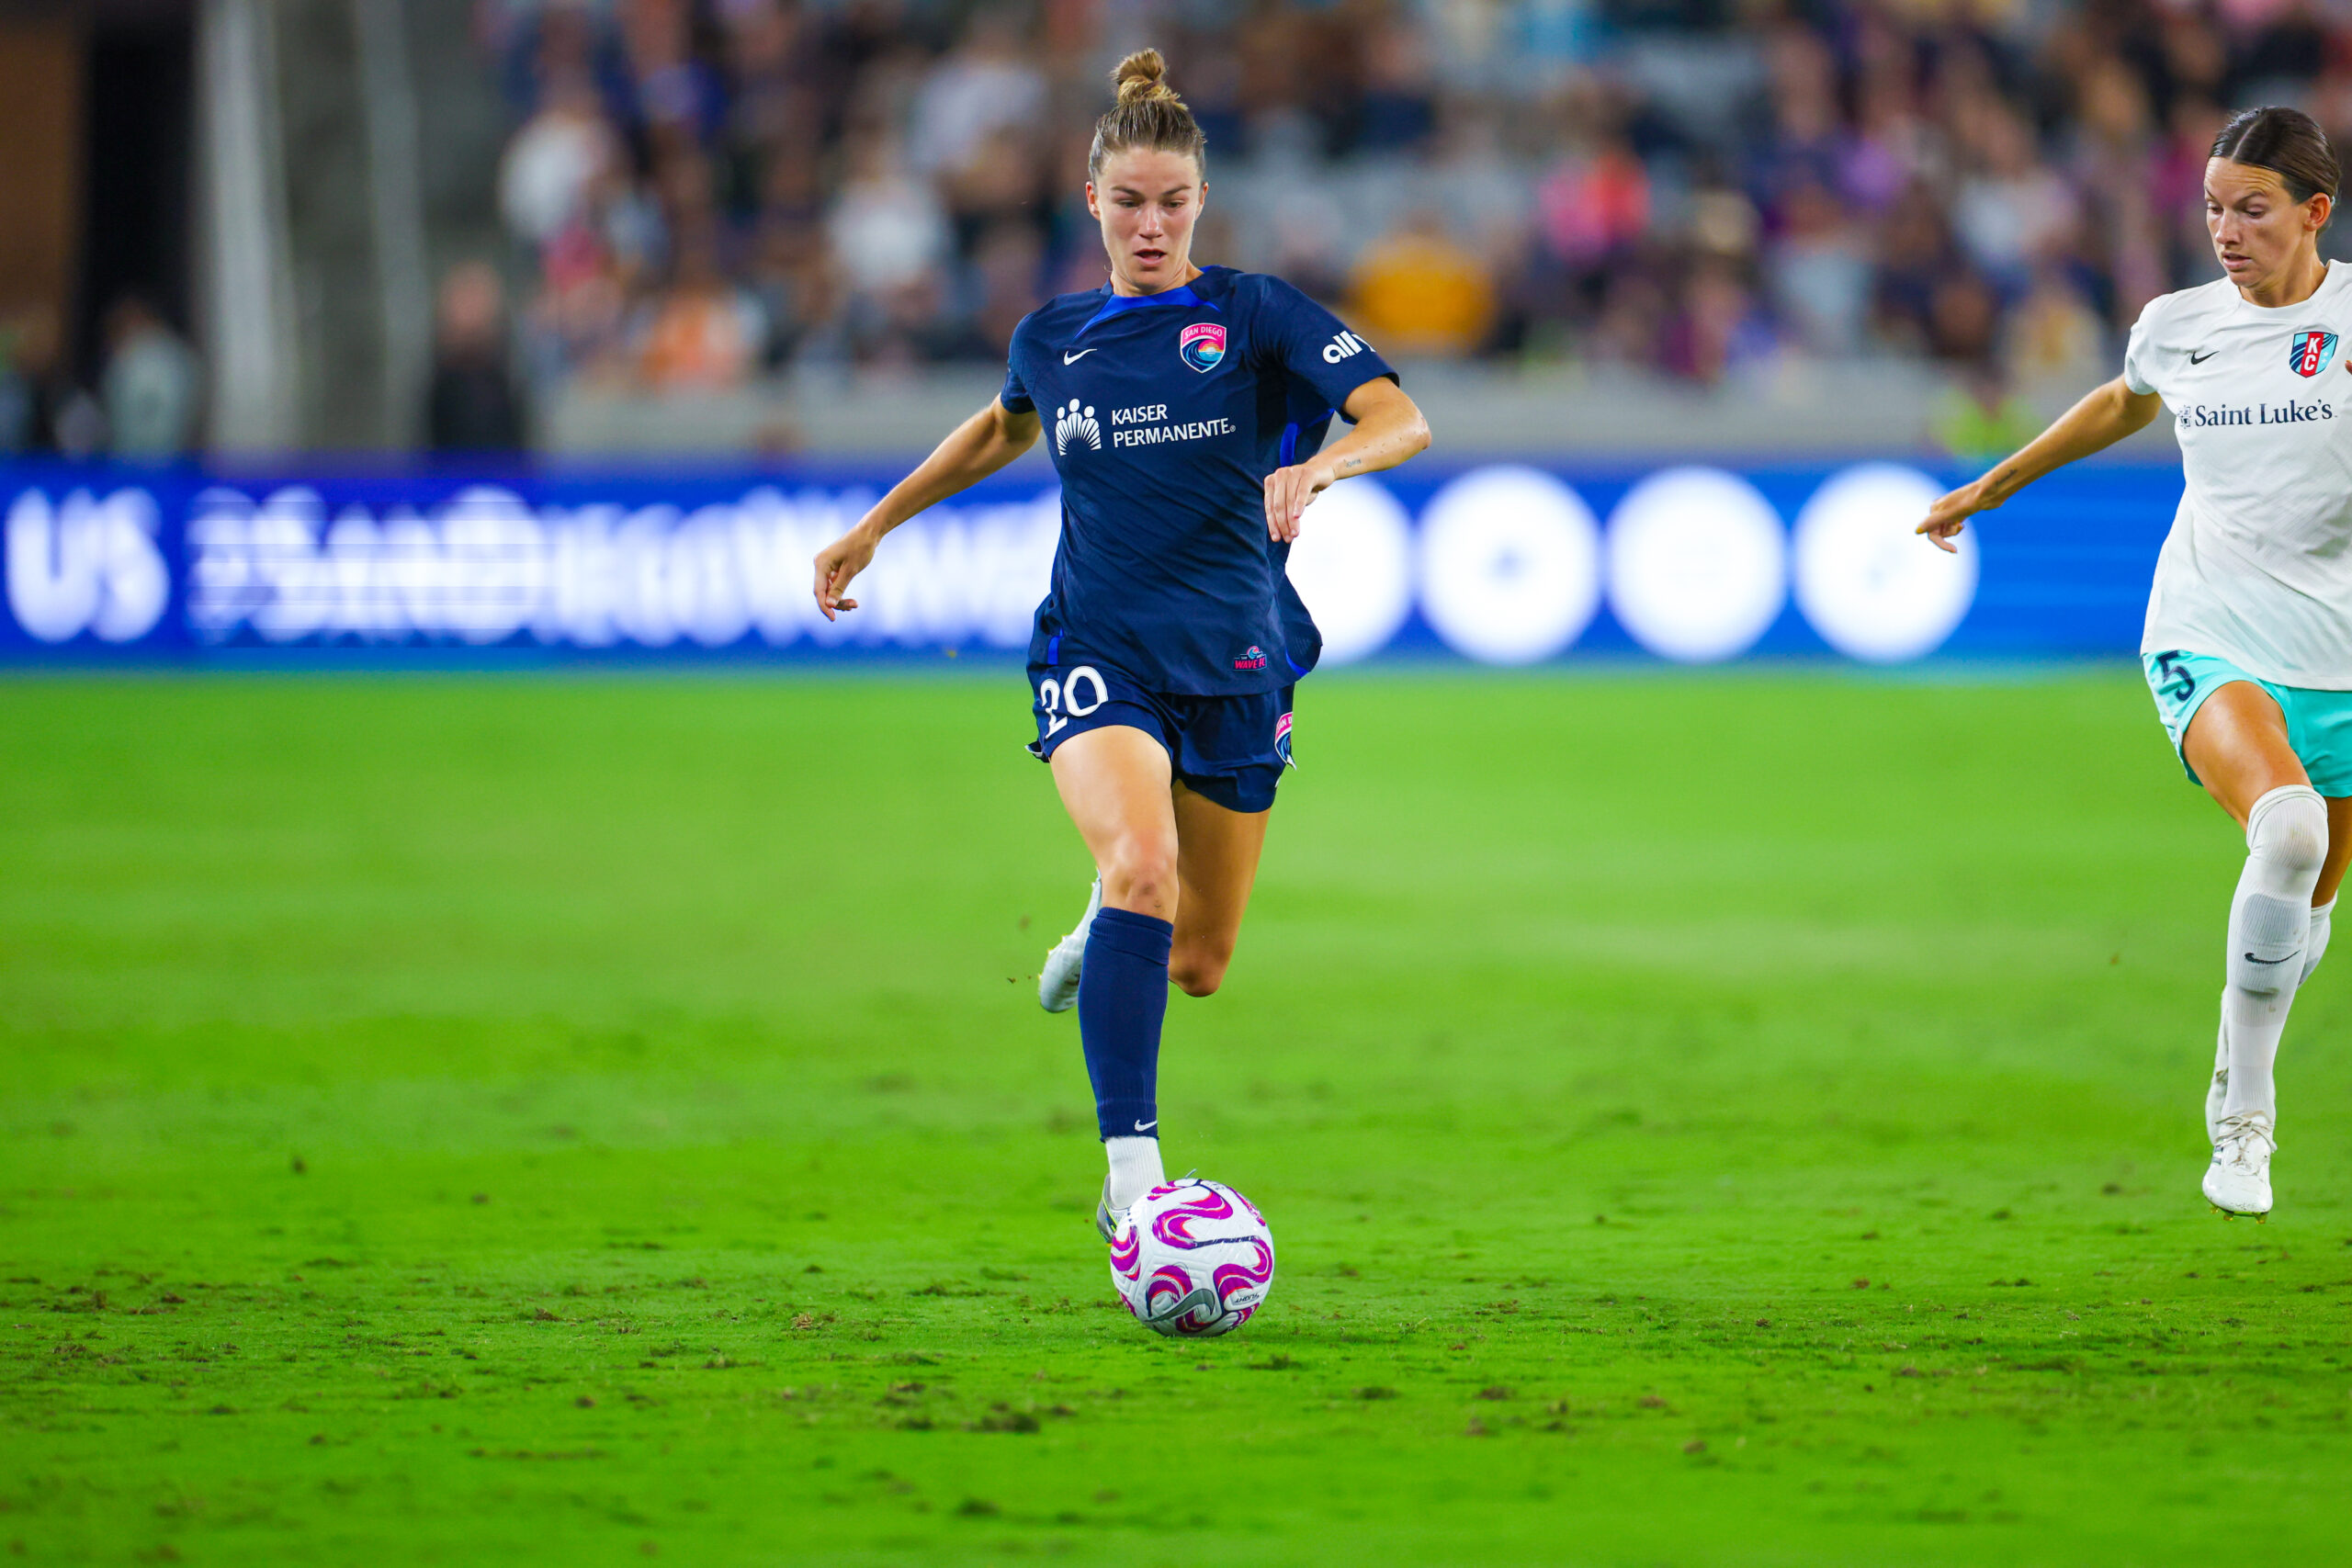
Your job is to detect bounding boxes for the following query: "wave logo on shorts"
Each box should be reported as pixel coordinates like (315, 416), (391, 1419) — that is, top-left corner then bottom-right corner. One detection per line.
(1232, 644), (1268, 671)
(1274, 709), (1294, 766)
(2289, 328), (2338, 378)
(1180, 322), (1227, 374)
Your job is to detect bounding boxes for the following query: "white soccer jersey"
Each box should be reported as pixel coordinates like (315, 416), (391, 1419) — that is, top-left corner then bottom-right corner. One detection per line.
(2125, 265), (2352, 686)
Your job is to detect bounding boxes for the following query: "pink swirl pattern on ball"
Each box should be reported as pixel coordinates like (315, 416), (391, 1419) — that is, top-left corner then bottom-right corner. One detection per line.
(1212, 1236), (1274, 1303)
(1142, 1263), (1195, 1318)
(1142, 1264), (1229, 1334)
(1151, 1185), (1236, 1248)
(1108, 1224), (1141, 1281)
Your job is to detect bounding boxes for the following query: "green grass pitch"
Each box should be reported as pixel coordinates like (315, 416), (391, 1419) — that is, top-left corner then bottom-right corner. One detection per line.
(5, 669), (2350, 1565)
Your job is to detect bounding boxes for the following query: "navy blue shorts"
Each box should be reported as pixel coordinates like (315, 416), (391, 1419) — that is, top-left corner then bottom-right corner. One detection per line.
(1026, 660), (1295, 814)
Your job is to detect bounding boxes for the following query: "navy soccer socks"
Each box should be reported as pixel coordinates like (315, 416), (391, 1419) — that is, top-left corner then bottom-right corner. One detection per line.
(1080, 906), (1173, 1207)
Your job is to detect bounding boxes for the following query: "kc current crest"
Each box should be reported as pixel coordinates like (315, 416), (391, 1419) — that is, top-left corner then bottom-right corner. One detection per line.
(2289, 328), (2339, 378)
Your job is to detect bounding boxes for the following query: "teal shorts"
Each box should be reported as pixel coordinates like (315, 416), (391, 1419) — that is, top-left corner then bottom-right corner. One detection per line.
(2143, 649), (2352, 795)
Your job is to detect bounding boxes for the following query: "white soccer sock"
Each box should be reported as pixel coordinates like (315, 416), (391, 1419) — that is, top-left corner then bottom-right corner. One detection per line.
(2301, 896), (2335, 987)
(2220, 784), (2328, 1122)
(1103, 1135), (1164, 1211)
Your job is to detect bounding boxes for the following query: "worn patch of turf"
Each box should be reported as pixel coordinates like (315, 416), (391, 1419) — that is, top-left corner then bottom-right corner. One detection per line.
(3, 671), (2349, 1565)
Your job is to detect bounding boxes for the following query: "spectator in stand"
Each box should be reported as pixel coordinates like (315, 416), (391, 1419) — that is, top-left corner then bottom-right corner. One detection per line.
(1538, 131), (1650, 278)
(2006, 259), (2109, 385)
(906, 7), (1046, 178)
(99, 295), (202, 457)
(1931, 357), (2041, 465)
(1768, 175), (1871, 357)
(1352, 19), (1438, 152)
(1843, 44), (1928, 214)
(1925, 262), (2037, 463)
(1871, 180), (1964, 356)
(0, 305), (103, 457)
(0, 308), (63, 453)
(427, 262), (530, 453)
(1747, 28), (1847, 232)
(636, 223), (766, 389)
(498, 72), (621, 250)
(967, 221), (1045, 358)
(828, 130), (951, 309)
(2063, 56), (2165, 324)
(745, 192), (834, 369)
(1348, 209), (1497, 358)
(1951, 103), (2081, 292)
(1663, 255), (1779, 386)
(940, 122), (1051, 258)
(2155, 95), (2232, 294)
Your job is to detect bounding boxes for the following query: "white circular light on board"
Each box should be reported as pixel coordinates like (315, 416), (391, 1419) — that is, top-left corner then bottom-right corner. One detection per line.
(1415, 465), (1602, 665)
(1283, 476), (1415, 666)
(1605, 467), (1788, 662)
(1792, 462), (1978, 663)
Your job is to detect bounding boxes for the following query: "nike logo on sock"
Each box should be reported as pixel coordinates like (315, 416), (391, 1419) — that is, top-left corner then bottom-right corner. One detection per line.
(2244, 952), (2294, 964)
(1133, 1119), (1157, 1134)
(1063, 348), (1097, 364)
(2189, 349), (2218, 364)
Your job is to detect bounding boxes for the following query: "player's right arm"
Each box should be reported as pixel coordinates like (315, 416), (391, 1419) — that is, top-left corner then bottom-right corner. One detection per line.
(812, 396), (1043, 620)
(1917, 376), (2165, 554)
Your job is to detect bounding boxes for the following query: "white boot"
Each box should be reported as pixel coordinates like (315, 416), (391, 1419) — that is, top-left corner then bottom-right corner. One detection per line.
(1038, 876), (1102, 1013)
(2203, 1110), (2276, 1218)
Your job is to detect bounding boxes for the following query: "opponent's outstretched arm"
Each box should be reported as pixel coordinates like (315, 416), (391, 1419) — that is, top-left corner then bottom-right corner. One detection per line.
(814, 398), (1045, 620)
(1262, 378), (1432, 543)
(1917, 377), (2164, 553)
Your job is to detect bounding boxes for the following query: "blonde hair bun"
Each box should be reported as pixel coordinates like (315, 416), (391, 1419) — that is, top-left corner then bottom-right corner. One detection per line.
(1114, 49), (1182, 107)
(1091, 46), (1204, 175)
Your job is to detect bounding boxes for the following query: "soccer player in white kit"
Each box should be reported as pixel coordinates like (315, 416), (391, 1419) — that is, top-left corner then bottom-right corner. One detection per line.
(1921, 107), (2352, 1221)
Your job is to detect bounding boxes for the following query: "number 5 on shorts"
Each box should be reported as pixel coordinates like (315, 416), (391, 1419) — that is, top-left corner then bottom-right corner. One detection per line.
(1037, 665), (1108, 739)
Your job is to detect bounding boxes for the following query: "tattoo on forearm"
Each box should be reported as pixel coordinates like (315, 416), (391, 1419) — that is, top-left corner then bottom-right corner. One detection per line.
(1339, 456), (1363, 474)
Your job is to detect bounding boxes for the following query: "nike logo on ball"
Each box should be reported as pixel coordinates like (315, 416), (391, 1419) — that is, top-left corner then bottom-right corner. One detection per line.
(1063, 348), (1097, 364)
(2190, 349), (2218, 364)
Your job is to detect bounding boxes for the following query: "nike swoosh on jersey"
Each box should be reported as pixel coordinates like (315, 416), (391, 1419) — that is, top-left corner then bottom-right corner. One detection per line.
(2189, 349), (2218, 363)
(1063, 348), (1098, 364)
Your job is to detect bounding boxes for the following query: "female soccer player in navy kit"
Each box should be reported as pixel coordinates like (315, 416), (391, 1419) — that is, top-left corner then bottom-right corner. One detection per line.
(810, 51), (1430, 1236)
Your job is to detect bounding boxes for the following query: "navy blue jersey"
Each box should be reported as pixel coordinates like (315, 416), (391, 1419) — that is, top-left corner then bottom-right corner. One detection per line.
(1000, 265), (1397, 696)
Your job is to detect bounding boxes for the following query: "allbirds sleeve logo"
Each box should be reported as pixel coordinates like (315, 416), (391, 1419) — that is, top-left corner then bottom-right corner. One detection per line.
(1322, 330), (1370, 364)
(1055, 399), (1101, 455)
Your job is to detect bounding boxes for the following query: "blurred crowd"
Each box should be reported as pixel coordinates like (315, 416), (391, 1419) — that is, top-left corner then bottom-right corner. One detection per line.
(1, 298), (201, 460)
(484, 0), (2352, 411)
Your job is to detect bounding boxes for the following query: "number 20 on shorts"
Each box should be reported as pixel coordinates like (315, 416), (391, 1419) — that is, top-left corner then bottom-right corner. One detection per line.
(1038, 665), (1108, 738)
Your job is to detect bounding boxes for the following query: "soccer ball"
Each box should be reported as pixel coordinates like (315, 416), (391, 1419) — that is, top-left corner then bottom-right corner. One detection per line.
(1108, 1178), (1274, 1337)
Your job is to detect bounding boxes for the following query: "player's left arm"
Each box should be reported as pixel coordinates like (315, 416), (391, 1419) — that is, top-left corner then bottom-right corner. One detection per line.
(1262, 378), (1430, 543)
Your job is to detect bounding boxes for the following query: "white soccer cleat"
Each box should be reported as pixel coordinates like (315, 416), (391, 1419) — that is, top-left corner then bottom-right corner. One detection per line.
(1038, 875), (1102, 1013)
(1095, 1177), (1125, 1243)
(2203, 1110), (2276, 1219)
